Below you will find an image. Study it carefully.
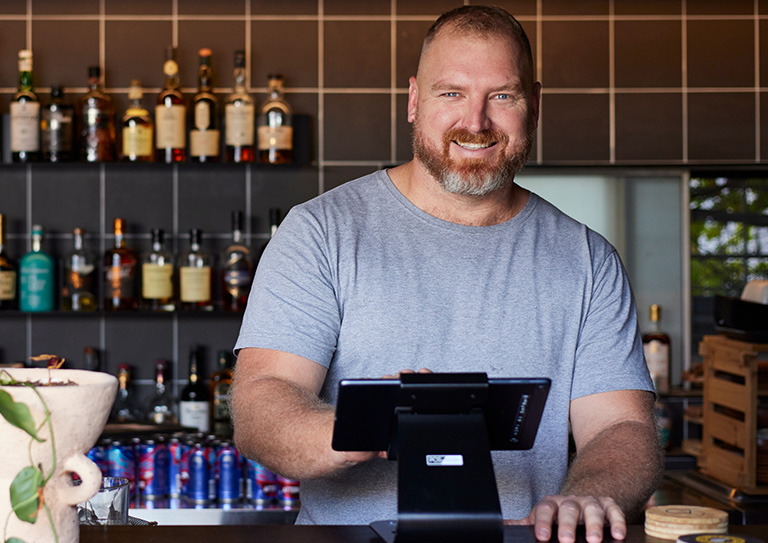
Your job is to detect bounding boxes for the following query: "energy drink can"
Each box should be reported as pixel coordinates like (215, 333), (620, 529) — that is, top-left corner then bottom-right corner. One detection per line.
(87, 443), (108, 477)
(107, 440), (136, 498)
(277, 475), (300, 507)
(245, 459), (278, 505)
(186, 443), (212, 505)
(138, 439), (168, 500)
(168, 438), (189, 498)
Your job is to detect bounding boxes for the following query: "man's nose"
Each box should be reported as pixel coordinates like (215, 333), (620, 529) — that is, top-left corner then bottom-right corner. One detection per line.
(461, 97), (492, 133)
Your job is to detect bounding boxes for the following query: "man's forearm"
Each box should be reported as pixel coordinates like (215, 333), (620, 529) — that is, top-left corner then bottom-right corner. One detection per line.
(561, 420), (664, 521)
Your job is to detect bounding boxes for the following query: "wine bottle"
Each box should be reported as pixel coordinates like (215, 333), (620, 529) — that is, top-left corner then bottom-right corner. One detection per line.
(41, 86), (74, 162)
(0, 214), (18, 310)
(156, 46), (187, 163)
(104, 218), (137, 311)
(179, 345), (210, 433)
(190, 48), (220, 163)
(225, 50), (255, 163)
(10, 50), (40, 163)
(179, 229), (214, 311)
(221, 211), (254, 312)
(60, 227), (97, 312)
(642, 303), (671, 393)
(257, 74), (293, 164)
(111, 363), (139, 423)
(146, 359), (178, 425)
(83, 346), (100, 371)
(77, 66), (116, 162)
(141, 228), (175, 311)
(19, 225), (55, 312)
(209, 350), (234, 437)
(122, 79), (154, 162)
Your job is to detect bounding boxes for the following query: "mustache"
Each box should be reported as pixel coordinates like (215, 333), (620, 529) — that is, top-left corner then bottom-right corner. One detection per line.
(442, 127), (510, 148)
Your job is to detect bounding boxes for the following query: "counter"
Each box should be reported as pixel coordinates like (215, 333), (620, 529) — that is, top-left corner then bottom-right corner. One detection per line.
(80, 524), (768, 543)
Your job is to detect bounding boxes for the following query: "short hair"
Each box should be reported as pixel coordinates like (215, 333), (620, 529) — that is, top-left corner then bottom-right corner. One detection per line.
(420, 5), (534, 84)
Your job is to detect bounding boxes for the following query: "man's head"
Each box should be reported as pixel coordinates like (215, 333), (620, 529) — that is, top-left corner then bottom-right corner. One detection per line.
(409, 6), (540, 197)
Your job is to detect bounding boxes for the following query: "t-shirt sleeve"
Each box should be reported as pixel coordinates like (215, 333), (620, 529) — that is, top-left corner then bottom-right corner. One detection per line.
(571, 246), (655, 399)
(234, 207), (340, 367)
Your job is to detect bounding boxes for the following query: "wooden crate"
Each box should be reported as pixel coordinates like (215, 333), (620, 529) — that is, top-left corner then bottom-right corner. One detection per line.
(697, 335), (768, 494)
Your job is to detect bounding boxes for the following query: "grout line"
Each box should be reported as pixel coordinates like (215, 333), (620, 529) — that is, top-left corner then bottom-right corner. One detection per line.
(390, 0), (397, 165)
(681, 0), (688, 162)
(317, 0), (325, 194)
(609, 0), (615, 164)
(755, 0), (761, 162)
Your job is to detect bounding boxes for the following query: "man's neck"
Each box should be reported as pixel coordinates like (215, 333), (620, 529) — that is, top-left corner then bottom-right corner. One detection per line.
(387, 161), (529, 227)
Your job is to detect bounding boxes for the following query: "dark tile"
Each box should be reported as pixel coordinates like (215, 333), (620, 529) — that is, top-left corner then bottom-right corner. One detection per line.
(542, 0), (608, 15)
(0, 165), (27, 230)
(178, 165), (247, 235)
(0, 317), (27, 365)
(759, 21), (768, 91)
(31, 164), (101, 234)
(105, 0), (172, 15)
(178, 0), (245, 15)
(395, 20), (433, 88)
(324, 21), (390, 88)
(478, 1), (537, 17)
(0, 22), (27, 88)
(282, 95), (319, 163)
(615, 93), (683, 162)
(521, 20), (537, 81)
(177, 316), (243, 376)
(396, 0), (465, 16)
(251, 166), (319, 234)
(323, 165), (381, 193)
(30, 0), (99, 15)
(324, 93), (391, 161)
(32, 21), (99, 89)
(0, 1), (26, 14)
(540, 93), (610, 162)
(30, 316), (100, 368)
(687, 20), (754, 88)
(251, 20), (318, 89)
(396, 93), (412, 163)
(687, 0), (754, 15)
(688, 92), (755, 161)
(325, 0), (389, 16)
(615, 20), (682, 88)
(251, 0), (317, 15)
(613, 0), (681, 15)
(105, 21), (174, 89)
(542, 21), (609, 88)
(104, 316), (174, 379)
(104, 164), (174, 234)
(179, 21), (248, 89)
(760, 92), (768, 161)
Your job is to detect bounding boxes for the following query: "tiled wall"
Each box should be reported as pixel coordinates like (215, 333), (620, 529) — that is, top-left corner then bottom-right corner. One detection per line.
(1, 0), (766, 399)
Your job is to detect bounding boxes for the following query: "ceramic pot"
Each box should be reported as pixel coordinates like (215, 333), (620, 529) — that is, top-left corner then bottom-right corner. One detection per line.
(0, 368), (117, 543)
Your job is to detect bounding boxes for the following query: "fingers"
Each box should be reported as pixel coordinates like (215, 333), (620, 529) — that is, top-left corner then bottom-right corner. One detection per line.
(381, 368), (433, 379)
(527, 495), (625, 543)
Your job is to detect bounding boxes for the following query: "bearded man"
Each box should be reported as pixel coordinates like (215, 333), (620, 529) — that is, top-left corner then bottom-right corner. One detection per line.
(231, 6), (663, 543)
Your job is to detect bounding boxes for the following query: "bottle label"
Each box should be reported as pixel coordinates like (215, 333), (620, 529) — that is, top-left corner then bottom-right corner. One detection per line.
(258, 125), (292, 151)
(20, 256), (54, 311)
(180, 266), (211, 302)
(123, 125), (154, 158)
(155, 104), (186, 148)
(142, 263), (174, 299)
(643, 340), (669, 392)
(42, 109), (74, 153)
(225, 104), (255, 146)
(195, 101), (211, 130)
(10, 101), (41, 152)
(213, 383), (231, 418)
(179, 401), (210, 433)
(105, 262), (136, 298)
(190, 129), (220, 157)
(0, 270), (16, 300)
(224, 269), (251, 292)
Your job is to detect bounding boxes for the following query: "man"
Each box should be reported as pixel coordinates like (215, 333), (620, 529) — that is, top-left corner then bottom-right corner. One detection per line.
(231, 6), (663, 543)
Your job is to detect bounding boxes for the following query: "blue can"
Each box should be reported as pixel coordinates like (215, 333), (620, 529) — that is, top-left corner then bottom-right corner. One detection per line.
(138, 440), (168, 500)
(168, 438), (189, 498)
(107, 440), (136, 497)
(216, 442), (242, 503)
(277, 475), (300, 507)
(245, 459), (278, 505)
(186, 443), (212, 505)
(87, 443), (108, 477)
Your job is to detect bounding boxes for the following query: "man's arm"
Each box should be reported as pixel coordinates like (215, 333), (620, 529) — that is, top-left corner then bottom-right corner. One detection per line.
(230, 347), (379, 480)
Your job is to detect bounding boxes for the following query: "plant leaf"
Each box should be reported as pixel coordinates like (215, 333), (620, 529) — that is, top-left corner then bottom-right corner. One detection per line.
(10, 466), (44, 523)
(0, 390), (42, 442)
(6, 538), (28, 543)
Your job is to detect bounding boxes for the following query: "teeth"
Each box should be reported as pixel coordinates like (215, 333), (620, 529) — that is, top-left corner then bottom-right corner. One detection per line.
(456, 141), (491, 150)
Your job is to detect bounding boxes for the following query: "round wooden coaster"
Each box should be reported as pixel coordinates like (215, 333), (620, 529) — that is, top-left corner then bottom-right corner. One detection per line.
(646, 506), (729, 525)
(645, 525), (727, 540)
(645, 518), (728, 531)
(677, 534), (764, 543)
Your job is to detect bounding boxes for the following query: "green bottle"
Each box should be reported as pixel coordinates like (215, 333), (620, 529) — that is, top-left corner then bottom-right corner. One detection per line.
(20, 224), (55, 312)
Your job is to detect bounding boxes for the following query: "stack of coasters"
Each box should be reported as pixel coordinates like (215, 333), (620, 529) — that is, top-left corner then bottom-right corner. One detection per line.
(677, 535), (764, 543)
(645, 506), (728, 539)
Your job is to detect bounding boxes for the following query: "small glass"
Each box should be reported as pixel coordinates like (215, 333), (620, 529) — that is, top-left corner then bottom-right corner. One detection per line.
(77, 476), (130, 525)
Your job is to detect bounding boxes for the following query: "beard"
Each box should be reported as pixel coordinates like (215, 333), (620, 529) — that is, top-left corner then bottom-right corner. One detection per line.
(412, 118), (533, 197)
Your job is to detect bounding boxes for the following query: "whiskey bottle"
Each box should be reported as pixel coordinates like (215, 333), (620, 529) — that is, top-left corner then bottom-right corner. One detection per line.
(0, 214), (18, 310)
(61, 227), (97, 312)
(41, 86), (74, 162)
(83, 346), (100, 371)
(642, 303), (671, 393)
(221, 210), (254, 312)
(225, 50), (255, 163)
(19, 225), (55, 312)
(257, 74), (293, 164)
(77, 66), (116, 162)
(122, 80), (154, 162)
(104, 218), (137, 311)
(209, 350), (234, 437)
(146, 359), (178, 425)
(10, 50), (40, 163)
(190, 48), (220, 163)
(110, 363), (139, 423)
(179, 229), (214, 311)
(156, 46), (187, 163)
(179, 345), (210, 433)
(141, 228), (175, 311)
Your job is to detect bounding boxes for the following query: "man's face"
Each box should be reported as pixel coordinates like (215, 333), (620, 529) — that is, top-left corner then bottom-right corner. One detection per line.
(409, 30), (540, 196)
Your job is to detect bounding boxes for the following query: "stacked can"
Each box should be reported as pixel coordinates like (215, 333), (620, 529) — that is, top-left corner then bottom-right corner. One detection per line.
(87, 441), (108, 477)
(106, 440), (136, 498)
(244, 459), (279, 505)
(137, 439), (169, 500)
(168, 437), (190, 498)
(186, 442), (213, 505)
(277, 475), (300, 507)
(216, 442), (242, 504)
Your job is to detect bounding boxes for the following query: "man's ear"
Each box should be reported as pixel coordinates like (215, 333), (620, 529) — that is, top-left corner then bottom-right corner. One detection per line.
(407, 76), (418, 124)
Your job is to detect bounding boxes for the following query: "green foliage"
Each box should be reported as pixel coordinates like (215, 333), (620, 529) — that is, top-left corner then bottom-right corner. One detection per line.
(9, 467), (44, 524)
(0, 390), (44, 443)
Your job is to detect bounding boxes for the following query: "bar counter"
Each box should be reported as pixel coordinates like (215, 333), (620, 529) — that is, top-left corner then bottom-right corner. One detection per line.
(81, 524), (768, 543)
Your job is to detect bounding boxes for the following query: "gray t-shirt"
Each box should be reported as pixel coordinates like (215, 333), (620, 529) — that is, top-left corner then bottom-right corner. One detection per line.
(235, 169), (653, 525)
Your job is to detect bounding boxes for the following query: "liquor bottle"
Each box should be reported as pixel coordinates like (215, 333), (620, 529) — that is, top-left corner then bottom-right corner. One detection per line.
(642, 303), (671, 393)
(77, 66), (117, 162)
(179, 345), (210, 433)
(141, 228), (175, 311)
(209, 350), (234, 437)
(156, 46), (187, 163)
(178, 229), (213, 311)
(60, 227), (97, 311)
(111, 363), (139, 423)
(121, 80), (154, 162)
(41, 86), (74, 162)
(83, 346), (100, 371)
(146, 359), (178, 425)
(257, 207), (281, 265)
(225, 50), (255, 163)
(257, 74), (293, 164)
(221, 211), (254, 312)
(10, 50), (40, 163)
(19, 225), (55, 312)
(0, 214), (18, 310)
(190, 48), (220, 163)
(104, 218), (137, 311)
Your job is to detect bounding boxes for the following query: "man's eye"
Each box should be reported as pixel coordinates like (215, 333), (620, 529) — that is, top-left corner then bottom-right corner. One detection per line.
(495, 94), (510, 100)
(443, 92), (459, 97)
